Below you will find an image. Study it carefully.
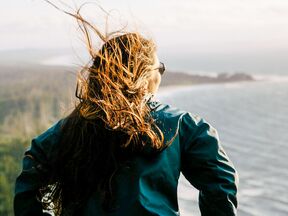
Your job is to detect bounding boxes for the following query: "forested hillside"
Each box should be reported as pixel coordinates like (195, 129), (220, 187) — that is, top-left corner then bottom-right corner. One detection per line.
(0, 64), (77, 215)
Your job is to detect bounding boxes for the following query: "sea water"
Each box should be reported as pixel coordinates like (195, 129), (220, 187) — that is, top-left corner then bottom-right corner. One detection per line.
(157, 79), (288, 216)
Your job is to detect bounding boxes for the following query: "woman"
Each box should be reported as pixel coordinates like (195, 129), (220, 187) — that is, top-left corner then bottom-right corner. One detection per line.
(14, 13), (238, 216)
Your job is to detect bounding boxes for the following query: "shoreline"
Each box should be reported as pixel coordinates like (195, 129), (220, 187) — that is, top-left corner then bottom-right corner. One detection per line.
(0, 63), (256, 85)
(160, 70), (255, 87)
(2, 64), (288, 94)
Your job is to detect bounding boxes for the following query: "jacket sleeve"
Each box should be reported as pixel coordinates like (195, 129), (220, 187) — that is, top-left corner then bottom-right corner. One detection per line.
(180, 113), (238, 216)
(14, 120), (63, 216)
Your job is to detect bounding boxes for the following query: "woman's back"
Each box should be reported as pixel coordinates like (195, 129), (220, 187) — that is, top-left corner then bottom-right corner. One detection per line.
(14, 100), (237, 215)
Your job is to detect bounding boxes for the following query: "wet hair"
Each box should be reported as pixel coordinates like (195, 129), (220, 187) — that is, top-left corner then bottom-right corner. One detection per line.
(38, 3), (165, 215)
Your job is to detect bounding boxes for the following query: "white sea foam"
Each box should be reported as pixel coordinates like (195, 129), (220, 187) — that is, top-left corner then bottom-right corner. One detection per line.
(253, 73), (288, 82)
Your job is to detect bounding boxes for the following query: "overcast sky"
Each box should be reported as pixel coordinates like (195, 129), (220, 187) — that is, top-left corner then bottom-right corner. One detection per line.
(1, 0), (288, 51)
(1, 0), (288, 73)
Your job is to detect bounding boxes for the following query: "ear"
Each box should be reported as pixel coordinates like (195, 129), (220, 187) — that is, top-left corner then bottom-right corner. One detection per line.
(143, 79), (149, 93)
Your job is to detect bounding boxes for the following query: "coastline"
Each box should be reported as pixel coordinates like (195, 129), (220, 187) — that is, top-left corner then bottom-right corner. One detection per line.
(0, 64), (256, 87)
(160, 70), (254, 87)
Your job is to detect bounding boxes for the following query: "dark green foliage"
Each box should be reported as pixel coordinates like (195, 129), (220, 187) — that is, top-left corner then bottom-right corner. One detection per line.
(0, 139), (26, 216)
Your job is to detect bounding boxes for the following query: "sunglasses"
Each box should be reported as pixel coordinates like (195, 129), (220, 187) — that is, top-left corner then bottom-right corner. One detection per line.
(155, 62), (165, 75)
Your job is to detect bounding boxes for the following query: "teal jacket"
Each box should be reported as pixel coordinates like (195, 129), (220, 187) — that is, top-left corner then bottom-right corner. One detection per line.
(14, 101), (238, 215)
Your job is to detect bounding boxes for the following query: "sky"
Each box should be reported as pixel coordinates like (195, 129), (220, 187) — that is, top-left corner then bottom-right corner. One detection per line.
(1, 0), (288, 73)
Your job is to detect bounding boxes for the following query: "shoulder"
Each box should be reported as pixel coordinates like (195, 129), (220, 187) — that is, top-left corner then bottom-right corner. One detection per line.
(147, 99), (218, 149)
(148, 100), (187, 120)
(148, 99), (203, 130)
(35, 119), (64, 140)
(28, 119), (65, 162)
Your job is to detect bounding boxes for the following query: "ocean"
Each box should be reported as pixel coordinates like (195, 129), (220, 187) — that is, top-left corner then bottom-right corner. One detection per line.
(157, 78), (288, 216)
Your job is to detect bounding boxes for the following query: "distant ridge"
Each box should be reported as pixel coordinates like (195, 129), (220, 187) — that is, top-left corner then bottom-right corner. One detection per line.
(0, 64), (254, 88)
(160, 71), (254, 86)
